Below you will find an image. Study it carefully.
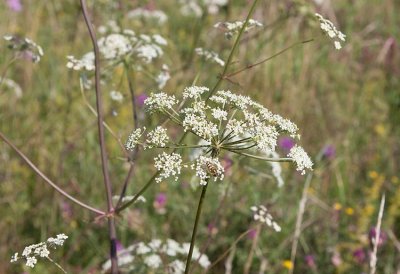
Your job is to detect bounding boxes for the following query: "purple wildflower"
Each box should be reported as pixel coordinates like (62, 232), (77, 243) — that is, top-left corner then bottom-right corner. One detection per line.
(7, 0), (22, 12)
(369, 227), (386, 247)
(154, 192), (167, 208)
(353, 248), (366, 264)
(247, 228), (257, 240)
(136, 93), (148, 107)
(278, 137), (295, 151)
(322, 145), (335, 159)
(305, 255), (316, 268)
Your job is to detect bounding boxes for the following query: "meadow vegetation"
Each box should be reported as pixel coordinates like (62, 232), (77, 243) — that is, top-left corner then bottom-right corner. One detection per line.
(0, 0), (399, 273)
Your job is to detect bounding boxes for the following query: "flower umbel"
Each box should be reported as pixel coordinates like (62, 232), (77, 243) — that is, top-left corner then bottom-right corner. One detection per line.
(315, 13), (346, 50)
(127, 86), (312, 185)
(11, 234), (68, 270)
(251, 205), (281, 232)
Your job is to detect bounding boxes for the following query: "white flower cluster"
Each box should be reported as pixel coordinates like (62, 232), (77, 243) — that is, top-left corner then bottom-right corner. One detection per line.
(191, 156), (224, 185)
(315, 13), (346, 50)
(141, 86), (312, 175)
(126, 127), (146, 151)
(110, 90), (123, 102)
(195, 48), (225, 67)
(154, 153), (184, 183)
(98, 33), (134, 60)
(98, 20), (121, 34)
(102, 238), (210, 273)
(146, 126), (169, 148)
(287, 145), (313, 175)
(0, 77), (22, 98)
(144, 92), (178, 113)
(179, 0), (228, 17)
(251, 206), (281, 232)
(66, 52), (95, 71)
(67, 30), (167, 70)
(127, 8), (168, 24)
(214, 19), (263, 39)
(155, 64), (171, 89)
(11, 234), (68, 268)
(3, 35), (44, 63)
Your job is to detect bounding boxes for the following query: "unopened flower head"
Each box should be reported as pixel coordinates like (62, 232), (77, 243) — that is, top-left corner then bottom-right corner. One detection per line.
(251, 205), (281, 232)
(3, 35), (43, 63)
(315, 13), (346, 50)
(214, 19), (263, 39)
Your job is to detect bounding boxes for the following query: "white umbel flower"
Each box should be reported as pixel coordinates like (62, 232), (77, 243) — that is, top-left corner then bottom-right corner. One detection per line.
(110, 90), (123, 102)
(145, 92), (178, 113)
(154, 153), (183, 183)
(11, 234), (68, 269)
(214, 19), (263, 39)
(288, 145), (313, 175)
(66, 52), (95, 71)
(146, 126), (169, 148)
(251, 205), (281, 232)
(183, 86), (209, 99)
(126, 127), (146, 151)
(315, 13), (346, 50)
(144, 254), (162, 268)
(195, 48), (225, 66)
(191, 156), (224, 185)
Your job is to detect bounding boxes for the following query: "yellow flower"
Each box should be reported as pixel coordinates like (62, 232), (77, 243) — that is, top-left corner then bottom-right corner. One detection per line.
(368, 171), (379, 180)
(345, 207), (354, 215)
(282, 260), (293, 270)
(333, 203), (342, 211)
(374, 124), (386, 137)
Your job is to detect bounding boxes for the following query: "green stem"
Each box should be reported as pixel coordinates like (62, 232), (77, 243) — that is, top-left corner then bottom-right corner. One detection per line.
(47, 256), (67, 274)
(185, 182), (209, 274)
(227, 149), (293, 162)
(205, 0), (260, 101)
(115, 171), (160, 213)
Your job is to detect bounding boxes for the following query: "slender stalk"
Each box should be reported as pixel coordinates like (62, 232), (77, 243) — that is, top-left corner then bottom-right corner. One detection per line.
(79, 78), (128, 157)
(243, 224), (261, 274)
(115, 171), (160, 213)
(369, 194), (386, 274)
(0, 56), (17, 88)
(289, 171), (314, 274)
(47, 256), (67, 274)
(80, 1), (118, 273)
(0, 131), (105, 215)
(115, 61), (140, 208)
(225, 39), (314, 78)
(203, 229), (253, 274)
(185, 182), (209, 274)
(115, 131), (189, 213)
(205, 0), (260, 101)
(226, 149), (293, 162)
(116, 0), (260, 215)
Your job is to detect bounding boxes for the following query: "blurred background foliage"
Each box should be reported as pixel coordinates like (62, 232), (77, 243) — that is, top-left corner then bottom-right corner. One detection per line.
(0, 0), (399, 273)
